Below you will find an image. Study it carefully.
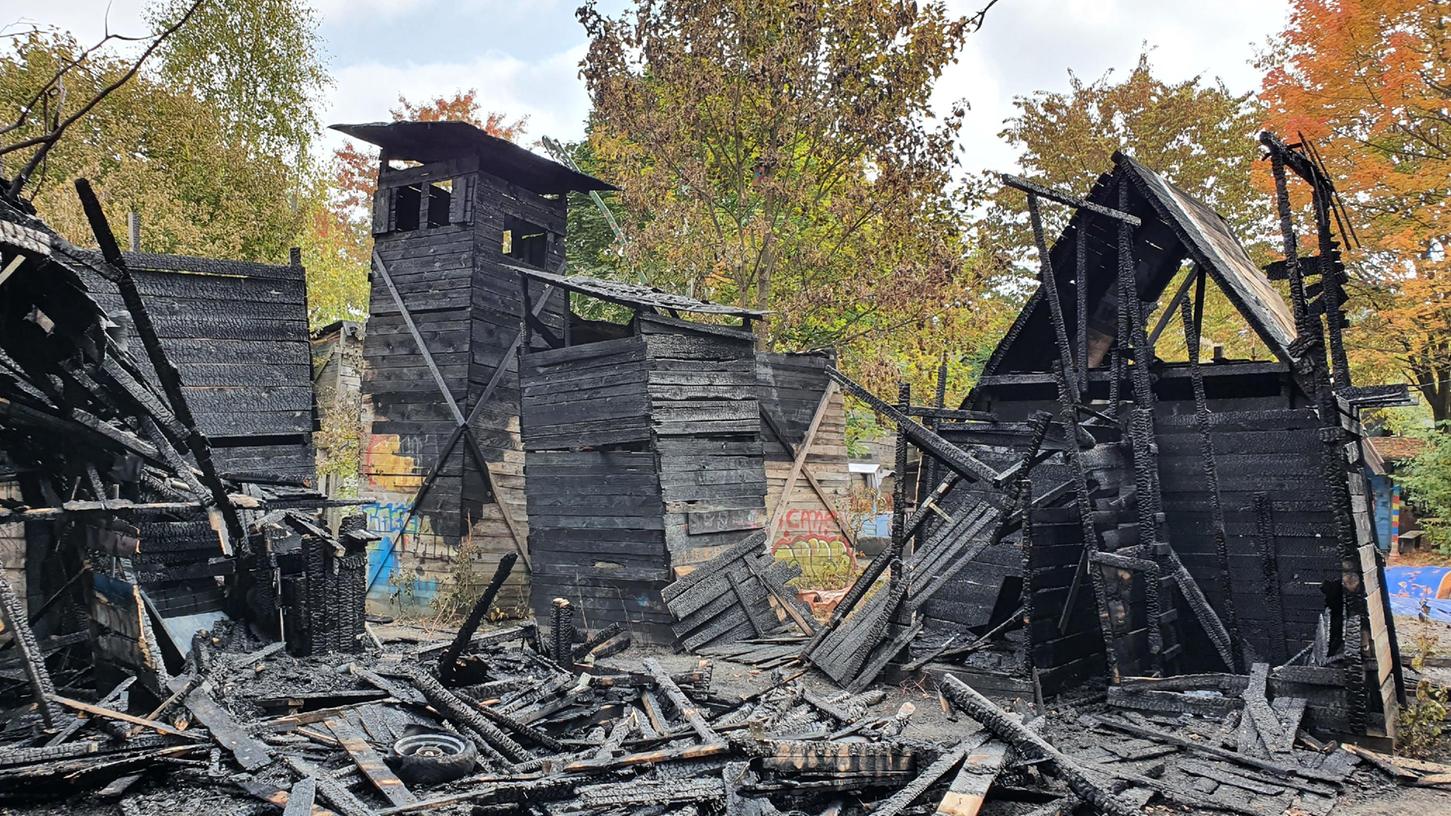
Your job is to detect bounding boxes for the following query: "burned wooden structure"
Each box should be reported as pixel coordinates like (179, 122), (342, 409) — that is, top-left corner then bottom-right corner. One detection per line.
(334, 120), (615, 614)
(62, 247), (319, 645)
(940, 138), (1404, 737)
(665, 134), (1405, 741)
(516, 269), (769, 643)
(0, 180), (366, 707)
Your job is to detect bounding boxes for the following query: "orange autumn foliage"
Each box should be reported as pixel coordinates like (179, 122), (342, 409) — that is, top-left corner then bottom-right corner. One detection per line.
(333, 89), (528, 216)
(1260, 0), (1451, 422)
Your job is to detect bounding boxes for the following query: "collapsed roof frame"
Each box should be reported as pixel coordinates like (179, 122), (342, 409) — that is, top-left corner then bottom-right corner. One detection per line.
(681, 135), (1406, 737)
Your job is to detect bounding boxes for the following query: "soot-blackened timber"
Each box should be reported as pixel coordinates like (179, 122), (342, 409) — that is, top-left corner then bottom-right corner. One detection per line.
(336, 120), (614, 612)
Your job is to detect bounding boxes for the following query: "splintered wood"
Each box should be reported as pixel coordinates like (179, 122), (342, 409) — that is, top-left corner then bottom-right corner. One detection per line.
(662, 530), (816, 653)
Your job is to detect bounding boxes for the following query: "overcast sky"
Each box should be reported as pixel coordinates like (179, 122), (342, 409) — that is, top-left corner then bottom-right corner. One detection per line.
(15, 0), (1290, 174)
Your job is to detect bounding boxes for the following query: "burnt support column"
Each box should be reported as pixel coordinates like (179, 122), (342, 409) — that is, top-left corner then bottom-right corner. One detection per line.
(1265, 133), (1368, 730)
(1180, 277), (1244, 672)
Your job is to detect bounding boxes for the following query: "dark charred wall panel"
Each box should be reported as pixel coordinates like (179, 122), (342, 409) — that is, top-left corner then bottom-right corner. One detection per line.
(519, 319), (767, 642)
(523, 450), (670, 642)
(642, 320), (766, 566)
(1156, 407), (1338, 662)
(77, 252), (316, 482)
(362, 163), (574, 612)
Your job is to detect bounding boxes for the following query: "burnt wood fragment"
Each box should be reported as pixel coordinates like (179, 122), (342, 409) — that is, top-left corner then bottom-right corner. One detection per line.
(439, 553), (518, 685)
(938, 675), (1139, 816)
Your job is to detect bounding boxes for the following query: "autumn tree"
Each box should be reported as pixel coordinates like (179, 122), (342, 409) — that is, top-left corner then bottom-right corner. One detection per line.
(978, 50), (1274, 361)
(577, 0), (981, 377)
(1260, 0), (1451, 425)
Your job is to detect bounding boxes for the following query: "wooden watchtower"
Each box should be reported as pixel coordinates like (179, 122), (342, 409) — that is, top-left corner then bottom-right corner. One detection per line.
(332, 121), (614, 613)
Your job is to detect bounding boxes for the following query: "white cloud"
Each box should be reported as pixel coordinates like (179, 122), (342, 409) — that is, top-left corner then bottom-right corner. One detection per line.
(321, 42), (590, 157)
(937, 0), (1291, 176)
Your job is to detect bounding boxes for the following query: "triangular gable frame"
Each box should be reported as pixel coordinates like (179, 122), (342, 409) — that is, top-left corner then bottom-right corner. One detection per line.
(976, 155), (1300, 385)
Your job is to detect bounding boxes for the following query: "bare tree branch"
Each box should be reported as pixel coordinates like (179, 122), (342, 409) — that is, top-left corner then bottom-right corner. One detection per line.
(2, 0), (207, 199)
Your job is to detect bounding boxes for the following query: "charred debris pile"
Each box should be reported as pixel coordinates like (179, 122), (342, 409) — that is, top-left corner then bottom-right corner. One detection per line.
(0, 130), (1441, 816)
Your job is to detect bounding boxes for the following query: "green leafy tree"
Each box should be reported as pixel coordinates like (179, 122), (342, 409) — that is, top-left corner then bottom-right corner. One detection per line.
(0, 29), (304, 261)
(1399, 426), (1451, 554)
(147, 0), (330, 160)
(577, 0), (983, 389)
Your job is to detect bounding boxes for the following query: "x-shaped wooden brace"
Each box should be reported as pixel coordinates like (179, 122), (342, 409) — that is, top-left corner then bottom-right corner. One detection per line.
(759, 380), (858, 553)
(365, 251), (556, 591)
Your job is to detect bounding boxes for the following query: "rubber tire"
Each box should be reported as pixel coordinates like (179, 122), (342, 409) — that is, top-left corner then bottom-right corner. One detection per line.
(388, 730), (477, 786)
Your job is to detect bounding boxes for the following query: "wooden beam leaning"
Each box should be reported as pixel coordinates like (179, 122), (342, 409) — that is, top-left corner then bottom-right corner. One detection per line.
(1025, 193), (1082, 404)
(760, 382), (846, 548)
(0, 567), (63, 729)
(825, 367), (1002, 486)
(1000, 174), (1142, 227)
(760, 405), (858, 550)
(74, 179), (242, 546)
(366, 251), (556, 577)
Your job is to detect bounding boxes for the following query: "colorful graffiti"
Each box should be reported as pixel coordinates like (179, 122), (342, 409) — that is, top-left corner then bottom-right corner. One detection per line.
(772, 508), (848, 551)
(362, 499), (440, 608)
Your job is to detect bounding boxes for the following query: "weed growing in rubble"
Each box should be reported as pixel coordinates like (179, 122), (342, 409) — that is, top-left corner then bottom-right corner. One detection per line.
(433, 524), (489, 624)
(1399, 632), (1450, 758)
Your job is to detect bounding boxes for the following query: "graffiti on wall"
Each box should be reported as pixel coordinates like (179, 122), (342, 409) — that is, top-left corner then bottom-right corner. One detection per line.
(772, 508), (848, 551)
(771, 506), (856, 591)
(362, 499), (440, 608)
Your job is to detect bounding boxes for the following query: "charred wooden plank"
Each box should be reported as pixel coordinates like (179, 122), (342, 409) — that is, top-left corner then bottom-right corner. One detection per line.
(932, 739), (1009, 816)
(938, 676), (1139, 816)
(642, 657), (722, 745)
(327, 718), (417, 808)
(281, 777), (320, 816)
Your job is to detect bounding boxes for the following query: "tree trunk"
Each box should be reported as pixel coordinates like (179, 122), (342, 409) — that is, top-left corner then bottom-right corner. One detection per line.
(1412, 361), (1451, 431)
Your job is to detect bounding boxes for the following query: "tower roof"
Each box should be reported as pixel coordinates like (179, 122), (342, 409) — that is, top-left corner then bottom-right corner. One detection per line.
(331, 120), (616, 195)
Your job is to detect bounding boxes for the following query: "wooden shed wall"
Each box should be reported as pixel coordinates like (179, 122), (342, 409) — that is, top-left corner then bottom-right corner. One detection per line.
(519, 318), (768, 641)
(463, 173), (566, 570)
(363, 220), (476, 608)
(1157, 406), (1340, 662)
(756, 353), (851, 552)
(520, 335), (671, 639)
(915, 436), (1024, 636)
(77, 252), (316, 481)
(641, 320), (767, 568)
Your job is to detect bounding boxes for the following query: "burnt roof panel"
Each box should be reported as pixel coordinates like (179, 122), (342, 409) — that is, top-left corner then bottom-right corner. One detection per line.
(511, 265), (765, 319)
(975, 154), (1300, 387)
(330, 121), (616, 194)
(1117, 153), (1297, 361)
